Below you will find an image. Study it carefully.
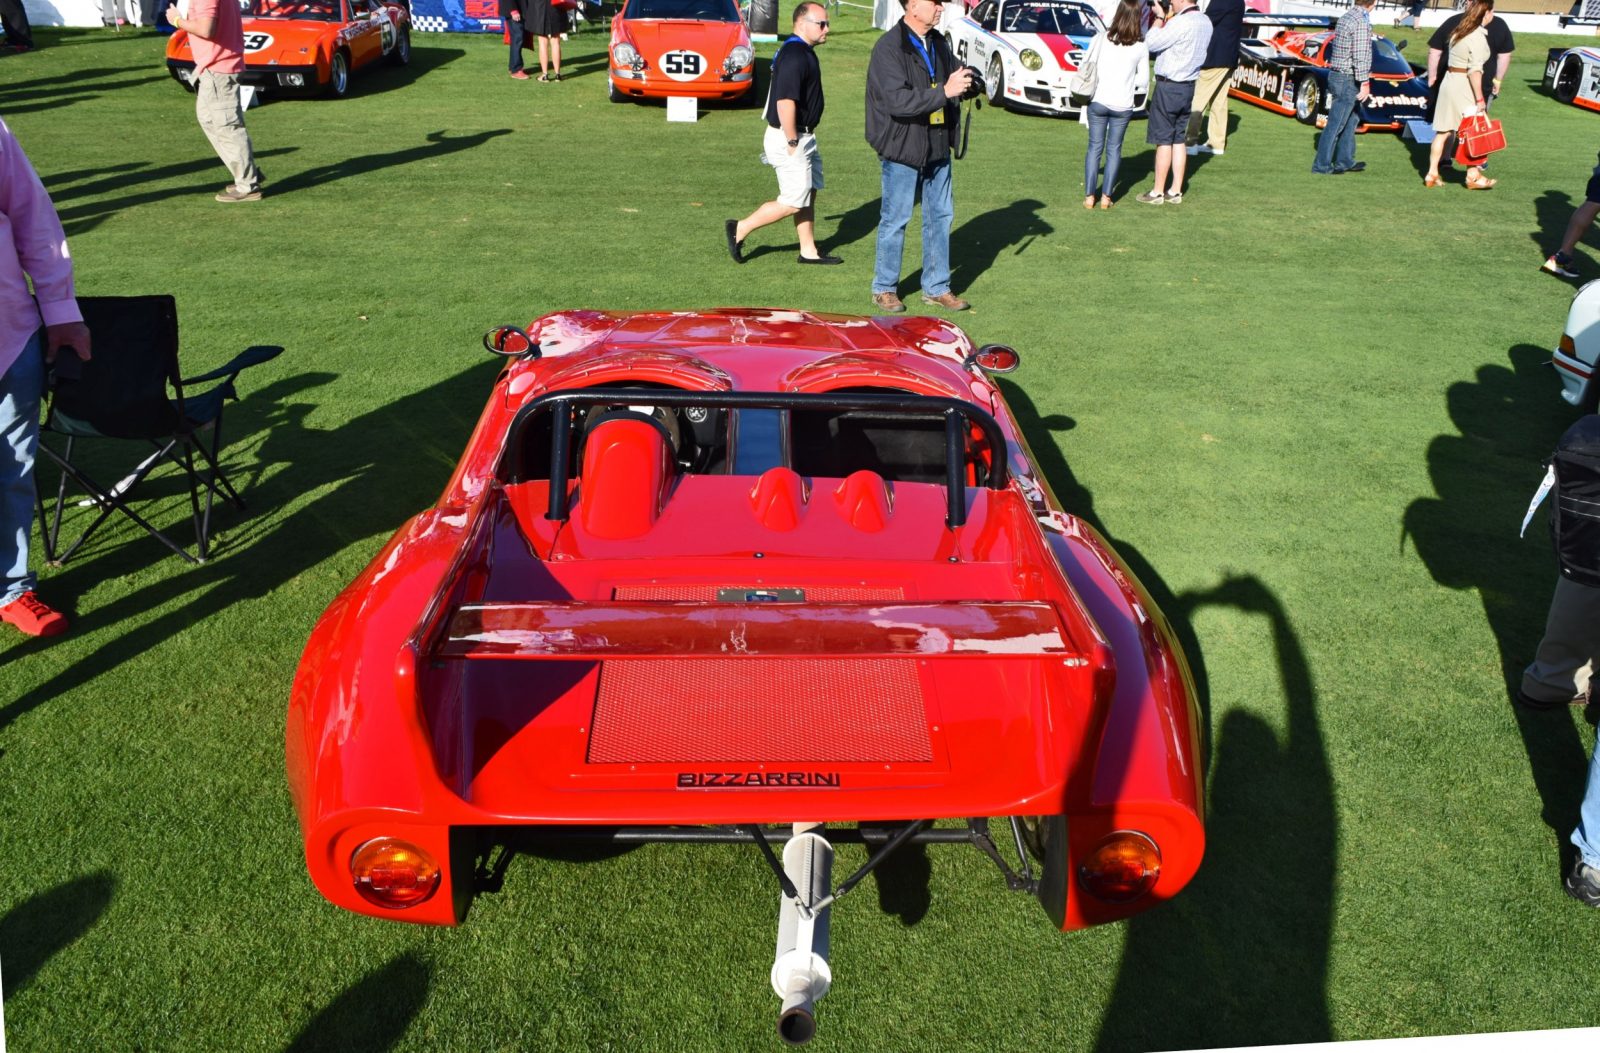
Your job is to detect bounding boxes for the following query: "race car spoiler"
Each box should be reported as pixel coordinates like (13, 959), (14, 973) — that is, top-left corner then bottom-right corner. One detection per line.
(1560, 15), (1600, 26)
(439, 600), (1085, 660)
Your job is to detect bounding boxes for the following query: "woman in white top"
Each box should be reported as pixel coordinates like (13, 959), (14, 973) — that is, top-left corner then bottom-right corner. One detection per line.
(1082, 0), (1151, 209)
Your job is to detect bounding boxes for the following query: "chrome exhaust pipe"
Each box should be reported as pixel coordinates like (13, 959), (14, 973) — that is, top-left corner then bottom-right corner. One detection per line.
(771, 828), (833, 1046)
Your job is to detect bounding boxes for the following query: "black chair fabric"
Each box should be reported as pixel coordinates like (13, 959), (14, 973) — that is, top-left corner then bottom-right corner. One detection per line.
(34, 294), (282, 565)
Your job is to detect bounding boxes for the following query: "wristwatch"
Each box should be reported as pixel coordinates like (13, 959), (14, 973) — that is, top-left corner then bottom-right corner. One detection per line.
(787, 137), (799, 147)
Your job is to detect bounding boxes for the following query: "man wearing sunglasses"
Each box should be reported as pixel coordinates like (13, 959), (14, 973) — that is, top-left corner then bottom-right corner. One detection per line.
(725, 3), (840, 266)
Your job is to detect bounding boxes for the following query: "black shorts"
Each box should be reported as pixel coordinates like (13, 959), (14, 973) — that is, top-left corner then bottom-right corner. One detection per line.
(1146, 78), (1196, 146)
(1587, 163), (1600, 206)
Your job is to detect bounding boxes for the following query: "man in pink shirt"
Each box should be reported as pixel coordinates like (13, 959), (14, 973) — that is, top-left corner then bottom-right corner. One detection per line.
(170, 0), (263, 202)
(0, 116), (90, 637)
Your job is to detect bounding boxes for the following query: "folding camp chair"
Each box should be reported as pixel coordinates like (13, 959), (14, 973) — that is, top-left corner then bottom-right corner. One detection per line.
(33, 295), (282, 565)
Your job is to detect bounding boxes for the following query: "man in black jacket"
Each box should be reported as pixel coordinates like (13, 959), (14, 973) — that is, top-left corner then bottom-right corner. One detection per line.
(865, 0), (973, 313)
(1186, 0), (1244, 157)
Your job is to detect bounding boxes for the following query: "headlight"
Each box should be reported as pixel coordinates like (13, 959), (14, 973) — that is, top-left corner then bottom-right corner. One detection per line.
(276, 72), (306, 87)
(1020, 48), (1043, 71)
(612, 42), (640, 67)
(726, 44), (753, 69)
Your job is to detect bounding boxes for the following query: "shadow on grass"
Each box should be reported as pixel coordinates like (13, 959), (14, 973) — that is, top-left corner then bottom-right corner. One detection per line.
(1096, 575), (1335, 1051)
(0, 70), (168, 115)
(1000, 383), (1338, 1045)
(267, 128), (513, 196)
(285, 952), (430, 1053)
(0, 358), (503, 729)
(0, 872), (116, 998)
(348, 44), (468, 97)
(1402, 344), (1592, 864)
(54, 147), (302, 236)
(1529, 187), (1600, 268)
(943, 198), (1052, 298)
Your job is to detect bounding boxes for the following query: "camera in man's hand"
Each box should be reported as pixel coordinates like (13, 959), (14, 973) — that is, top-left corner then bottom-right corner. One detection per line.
(959, 65), (985, 100)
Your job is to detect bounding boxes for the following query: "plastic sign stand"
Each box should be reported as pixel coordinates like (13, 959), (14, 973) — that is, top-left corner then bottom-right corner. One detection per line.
(667, 96), (698, 122)
(1402, 119), (1435, 144)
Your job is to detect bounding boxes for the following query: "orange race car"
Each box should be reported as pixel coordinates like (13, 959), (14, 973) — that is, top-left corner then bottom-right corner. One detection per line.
(608, 0), (754, 104)
(166, 0), (412, 99)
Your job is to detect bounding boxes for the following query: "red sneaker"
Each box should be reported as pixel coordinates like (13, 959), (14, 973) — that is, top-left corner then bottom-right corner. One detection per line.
(0, 591), (68, 637)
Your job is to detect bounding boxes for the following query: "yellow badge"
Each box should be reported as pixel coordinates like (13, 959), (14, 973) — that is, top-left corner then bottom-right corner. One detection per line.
(930, 107), (946, 126)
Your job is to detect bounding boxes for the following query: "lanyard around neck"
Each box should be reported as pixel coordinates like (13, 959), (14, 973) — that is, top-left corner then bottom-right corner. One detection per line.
(908, 30), (936, 82)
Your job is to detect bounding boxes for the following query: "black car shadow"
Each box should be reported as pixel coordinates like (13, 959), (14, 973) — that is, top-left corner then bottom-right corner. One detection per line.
(0, 873), (116, 998)
(285, 952), (431, 1053)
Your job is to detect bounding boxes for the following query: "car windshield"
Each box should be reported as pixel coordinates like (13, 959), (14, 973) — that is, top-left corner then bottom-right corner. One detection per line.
(245, 0), (341, 18)
(1001, 1), (1102, 35)
(624, 0), (740, 20)
(1371, 37), (1413, 75)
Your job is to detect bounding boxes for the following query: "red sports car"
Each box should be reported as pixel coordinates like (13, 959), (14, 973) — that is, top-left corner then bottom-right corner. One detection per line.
(287, 308), (1204, 1042)
(607, 0), (754, 103)
(166, 0), (411, 98)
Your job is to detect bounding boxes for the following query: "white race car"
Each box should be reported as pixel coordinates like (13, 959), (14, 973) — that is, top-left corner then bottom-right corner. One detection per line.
(941, 0), (1143, 117)
(1545, 16), (1600, 114)
(1554, 279), (1600, 412)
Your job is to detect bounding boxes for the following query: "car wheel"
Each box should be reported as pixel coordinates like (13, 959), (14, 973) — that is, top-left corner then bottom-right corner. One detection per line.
(1555, 53), (1583, 105)
(986, 54), (1004, 106)
(1293, 72), (1320, 125)
(386, 26), (410, 67)
(326, 50), (350, 98)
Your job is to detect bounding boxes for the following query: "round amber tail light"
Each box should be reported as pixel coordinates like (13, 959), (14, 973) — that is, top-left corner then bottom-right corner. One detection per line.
(1077, 831), (1161, 903)
(350, 838), (441, 909)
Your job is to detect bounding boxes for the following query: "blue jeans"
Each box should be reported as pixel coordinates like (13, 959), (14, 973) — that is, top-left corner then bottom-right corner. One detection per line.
(1084, 101), (1132, 198)
(1577, 744), (1600, 869)
(873, 157), (953, 297)
(1, 329), (45, 605)
(1312, 71), (1359, 173)
(508, 17), (525, 73)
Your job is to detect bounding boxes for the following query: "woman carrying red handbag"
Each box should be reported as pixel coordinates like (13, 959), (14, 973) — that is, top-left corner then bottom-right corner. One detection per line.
(1424, 0), (1497, 190)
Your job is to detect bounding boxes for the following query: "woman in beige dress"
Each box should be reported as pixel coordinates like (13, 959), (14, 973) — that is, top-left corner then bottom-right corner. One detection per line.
(1425, 0), (1495, 189)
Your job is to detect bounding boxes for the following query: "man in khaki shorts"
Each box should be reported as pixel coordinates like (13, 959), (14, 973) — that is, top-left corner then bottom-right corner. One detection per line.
(171, 0), (263, 202)
(724, 2), (840, 265)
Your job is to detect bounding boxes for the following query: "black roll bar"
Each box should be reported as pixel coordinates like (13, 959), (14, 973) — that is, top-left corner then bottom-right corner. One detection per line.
(500, 388), (1009, 530)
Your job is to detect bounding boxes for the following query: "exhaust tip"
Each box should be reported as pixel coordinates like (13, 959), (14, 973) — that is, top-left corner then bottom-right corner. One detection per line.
(778, 1005), (817, 1046)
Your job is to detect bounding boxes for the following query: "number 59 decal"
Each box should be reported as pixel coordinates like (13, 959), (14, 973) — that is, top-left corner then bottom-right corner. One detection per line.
(243, 32), (274, 52)
(661, 50), (705, 81)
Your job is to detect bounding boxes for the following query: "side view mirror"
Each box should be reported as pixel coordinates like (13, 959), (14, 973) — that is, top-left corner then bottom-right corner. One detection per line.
(483, 325), (538, 358)
(1395, 38), (1408, 51)
(965, 343), (1020, 374)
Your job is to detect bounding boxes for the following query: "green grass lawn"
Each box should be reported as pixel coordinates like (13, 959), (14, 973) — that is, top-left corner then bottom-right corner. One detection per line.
(2, 16), (1598, 1051)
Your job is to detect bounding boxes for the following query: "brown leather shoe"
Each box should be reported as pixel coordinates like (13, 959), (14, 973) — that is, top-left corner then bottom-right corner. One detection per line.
(921, 291), (970, 311)
(871, 291), (906, 314)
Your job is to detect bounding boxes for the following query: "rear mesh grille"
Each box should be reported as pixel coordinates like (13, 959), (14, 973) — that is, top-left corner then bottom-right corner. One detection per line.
(613, 585), (905, 601)
(587, 658), (932, 764)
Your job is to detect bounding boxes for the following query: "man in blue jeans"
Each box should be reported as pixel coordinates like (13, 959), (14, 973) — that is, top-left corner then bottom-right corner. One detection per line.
(0, 115), (91, 638)
(1518, 575), (1600, 904)
(864, 0), (973, 314)
(1312, 0), (1374, 176)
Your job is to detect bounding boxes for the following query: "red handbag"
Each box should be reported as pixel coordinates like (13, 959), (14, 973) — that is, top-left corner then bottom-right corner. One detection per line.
(1454, 112), (1506, 166)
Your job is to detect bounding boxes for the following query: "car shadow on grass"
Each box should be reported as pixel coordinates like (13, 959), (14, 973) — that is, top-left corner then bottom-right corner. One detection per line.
(1000, 383), (1338, 1047)
(1401, 344), (1593, 869)
(0, 360), (503, 732)
(1095, 575), (1335, 1051)
(351, 45), (469, 98)
(0, 872), (116, 999)
(285, 952), (430, 1053)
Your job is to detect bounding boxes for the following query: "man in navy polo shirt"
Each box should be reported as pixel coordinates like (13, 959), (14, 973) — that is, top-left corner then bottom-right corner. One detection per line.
(725, 3), (840, 266)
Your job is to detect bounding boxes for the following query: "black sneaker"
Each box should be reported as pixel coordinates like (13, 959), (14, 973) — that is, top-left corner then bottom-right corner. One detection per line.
(1543, 253), (1581, 280)
(1565, 857), (1600, 907)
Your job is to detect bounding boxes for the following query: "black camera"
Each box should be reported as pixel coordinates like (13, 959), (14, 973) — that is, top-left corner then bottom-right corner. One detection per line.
(959, 65), (985, 101)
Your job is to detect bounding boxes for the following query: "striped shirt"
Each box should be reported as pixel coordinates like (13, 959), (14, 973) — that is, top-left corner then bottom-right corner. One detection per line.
(1328, 5), (1373, 83)
(1146, 7), (1213, 82)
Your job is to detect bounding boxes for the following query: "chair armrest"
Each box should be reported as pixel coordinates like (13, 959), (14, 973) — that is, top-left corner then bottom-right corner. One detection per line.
(180, 345), (284, 386)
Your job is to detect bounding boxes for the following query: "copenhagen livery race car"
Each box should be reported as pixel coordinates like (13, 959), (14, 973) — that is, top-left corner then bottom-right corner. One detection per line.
(1544, 18), (1600, 114)
(165, 0), (411, 98)
(288, 308), (1205, 1042)
(607, 0), (754, 103)
(1229, 14), (1430, 134)
(942, 0), (1141, 116)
